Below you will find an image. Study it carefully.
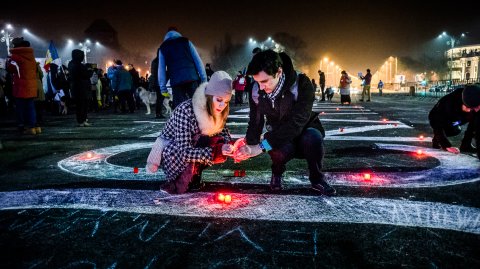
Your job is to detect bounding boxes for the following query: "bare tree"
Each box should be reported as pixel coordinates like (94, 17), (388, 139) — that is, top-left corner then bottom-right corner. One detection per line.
(211, 34), (250, 75)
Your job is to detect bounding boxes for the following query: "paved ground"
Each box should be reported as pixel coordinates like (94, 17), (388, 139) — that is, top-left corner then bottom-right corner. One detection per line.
(0, 92), (479, 268)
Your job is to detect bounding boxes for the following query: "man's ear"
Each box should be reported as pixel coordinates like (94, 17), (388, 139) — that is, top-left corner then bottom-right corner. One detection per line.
(277, 67), (283, 77)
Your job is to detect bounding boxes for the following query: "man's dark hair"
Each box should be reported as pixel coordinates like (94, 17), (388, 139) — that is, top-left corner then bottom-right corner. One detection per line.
(367, 69), (371, 73)
(252, 47), (262, 54)
(247, 49), (283, 76)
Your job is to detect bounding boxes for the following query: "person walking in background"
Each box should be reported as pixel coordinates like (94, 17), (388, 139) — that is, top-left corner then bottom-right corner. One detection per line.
(318, 70), (326, 101)
(149, 56), (165, 119)
(146, 71), (235, 194)
(339, 70), (352, 105)
(6, 37), (38, 135)
(128, 64), (141, 109)
(232, 70), (246, 105)
(34, 62), (45, 131)
(157, 26), (207, 109)
(359, 68), (372, 101)
(68, 49), (92, 127)
(111, 60), (134, 113)
(205, 63), (214, 81)
(311, 78), (318, 100)
(377, 79), (384, 96)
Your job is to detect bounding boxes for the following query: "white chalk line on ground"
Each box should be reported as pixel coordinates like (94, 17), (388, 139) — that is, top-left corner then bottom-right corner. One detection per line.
(1, 188), (479, 235)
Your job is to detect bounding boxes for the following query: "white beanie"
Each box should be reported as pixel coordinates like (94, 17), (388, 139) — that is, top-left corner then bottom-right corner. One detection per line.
(205, 71), (233, 99)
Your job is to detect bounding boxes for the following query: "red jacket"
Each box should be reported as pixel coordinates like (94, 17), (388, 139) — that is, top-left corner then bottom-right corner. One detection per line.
(232, 74), (246, 91)
(7, 47), (37, 98)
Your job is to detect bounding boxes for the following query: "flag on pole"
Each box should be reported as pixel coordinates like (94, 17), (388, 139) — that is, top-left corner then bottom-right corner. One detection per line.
(44, 40), (60, 72)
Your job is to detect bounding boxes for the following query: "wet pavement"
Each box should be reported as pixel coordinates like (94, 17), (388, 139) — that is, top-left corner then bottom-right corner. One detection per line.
(0, 93), (479, 268)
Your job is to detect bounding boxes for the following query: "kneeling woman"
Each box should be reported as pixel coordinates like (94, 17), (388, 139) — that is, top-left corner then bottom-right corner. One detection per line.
(146, 71), (234, 194)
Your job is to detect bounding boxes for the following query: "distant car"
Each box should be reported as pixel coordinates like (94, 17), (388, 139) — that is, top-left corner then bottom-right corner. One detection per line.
(428, 85), (447, 92)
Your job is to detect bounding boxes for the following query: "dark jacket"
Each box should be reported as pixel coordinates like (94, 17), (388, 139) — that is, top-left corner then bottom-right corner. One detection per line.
(429, 88), (479, 156)
(149, 57), (160, 93)
(246, 53), (324, 148)
(111, 66), (133, 92)
(68, 49), (91, 100)
(158, 31), (206, 91)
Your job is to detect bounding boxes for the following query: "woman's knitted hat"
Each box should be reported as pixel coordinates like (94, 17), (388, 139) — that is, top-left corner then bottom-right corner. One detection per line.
(205, 71), (233, 99)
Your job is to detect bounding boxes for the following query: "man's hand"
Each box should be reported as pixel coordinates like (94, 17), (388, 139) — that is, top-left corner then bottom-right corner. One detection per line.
(234, 144), (263, 161)
(446, 147), (460, 154)
(146, 163), (158, 174)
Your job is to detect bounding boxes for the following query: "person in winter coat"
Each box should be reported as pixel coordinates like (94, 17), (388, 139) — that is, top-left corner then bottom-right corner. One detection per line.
(146, 71), (235, 194)
(232, 71), (246, 105)
(6, 37), (38, 135)
(68, 49), (92, 127)
(359, 68), (372, 102)
(111, 60), (134, 113)
(157, 27), (207, 109)
(149, 56), (165, 119)
(429, 84), (480, 159)
(205, 63), (214, 81)
(339, 70), (352, 105)
(233, 50), (335, 196)
(318, 70), (326, 101)
(34, 62), (45, 129)
(377, 80), (384, 96)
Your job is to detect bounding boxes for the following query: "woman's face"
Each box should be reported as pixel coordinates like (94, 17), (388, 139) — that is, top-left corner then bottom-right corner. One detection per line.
(212, 95), (230, 114)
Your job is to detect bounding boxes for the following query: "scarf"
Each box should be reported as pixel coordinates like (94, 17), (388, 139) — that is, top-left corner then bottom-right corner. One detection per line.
(266, 72), (285, 108)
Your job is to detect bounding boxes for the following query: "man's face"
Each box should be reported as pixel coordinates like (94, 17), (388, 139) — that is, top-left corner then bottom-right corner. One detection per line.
(252, 68), (282, 94)
(463, 104), (480, 113)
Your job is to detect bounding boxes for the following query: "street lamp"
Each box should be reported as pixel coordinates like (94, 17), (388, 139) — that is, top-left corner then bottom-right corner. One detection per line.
(78, 41), (91, 63)
(77, 39), (101, 63)
(1, 24), (14, 56)
(438, 32), (466, 82)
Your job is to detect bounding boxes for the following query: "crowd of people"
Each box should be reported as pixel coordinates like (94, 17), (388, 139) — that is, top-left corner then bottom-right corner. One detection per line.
(2, 27), (479, 197)
(0, 39), (154, 132)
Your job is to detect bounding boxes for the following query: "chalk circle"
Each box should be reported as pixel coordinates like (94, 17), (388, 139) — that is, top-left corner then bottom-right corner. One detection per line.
(58, 143), (480, 188)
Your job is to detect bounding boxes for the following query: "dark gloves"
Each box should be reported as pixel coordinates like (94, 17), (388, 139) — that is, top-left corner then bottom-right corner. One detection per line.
(209, 136), (225, 147)
(212, 143), (227, 164)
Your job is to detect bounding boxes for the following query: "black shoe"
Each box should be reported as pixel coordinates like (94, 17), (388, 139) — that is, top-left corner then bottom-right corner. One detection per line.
(188, 174), (205, 191)
(367, 99), (371, 102)
(432, 138), (441, 149)
(460, 142), (477, 153)
(270, 175), (282, 191)
(155, 115), (165, 119)
(359, 99), (364, 102)
(160, 181), (177, 194)
(311, 177), (336, 196)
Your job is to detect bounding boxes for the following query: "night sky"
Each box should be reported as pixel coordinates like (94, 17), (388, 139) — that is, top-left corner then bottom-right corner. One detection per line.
(1, 0), (479, 75)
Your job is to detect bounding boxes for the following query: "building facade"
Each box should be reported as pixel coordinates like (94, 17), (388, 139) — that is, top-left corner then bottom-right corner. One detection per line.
(446, 44), (480, 81)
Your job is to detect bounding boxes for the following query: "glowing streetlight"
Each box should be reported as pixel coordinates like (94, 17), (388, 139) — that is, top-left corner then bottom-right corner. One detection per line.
(1, 24), (14, 56)
(438, 32), (467, 82)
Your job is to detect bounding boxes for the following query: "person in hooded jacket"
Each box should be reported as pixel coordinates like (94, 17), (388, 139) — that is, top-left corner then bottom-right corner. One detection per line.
(157, 27), (207, 109)
(429, 84), (480, 159)
(146, 71), (235, 194)
(6, 37), (38, 135)
(68, 49), (92, 127)
(234, 50), (335, 196)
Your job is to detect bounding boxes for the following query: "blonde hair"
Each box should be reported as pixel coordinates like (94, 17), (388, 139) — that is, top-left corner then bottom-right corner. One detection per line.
(206, 94), (229, 126)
